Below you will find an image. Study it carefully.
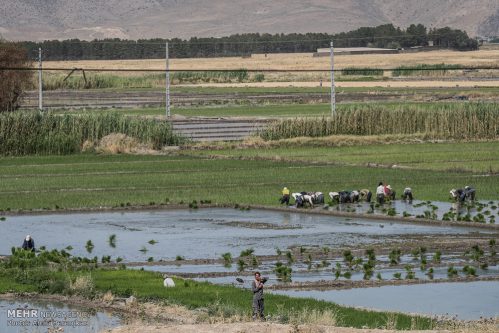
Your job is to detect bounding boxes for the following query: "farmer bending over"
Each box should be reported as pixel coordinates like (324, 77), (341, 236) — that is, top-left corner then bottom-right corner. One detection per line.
(252, 272), (265, 320)
(401, 187), (413, 201)
(359, 189), (372, 202)
(22, 235), (35, 252)
(280, 187), (290, 205)
(376, 182), (385, 204)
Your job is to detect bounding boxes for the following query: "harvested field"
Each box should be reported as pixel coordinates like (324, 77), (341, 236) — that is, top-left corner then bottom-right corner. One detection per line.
(42, 50), (499, 71)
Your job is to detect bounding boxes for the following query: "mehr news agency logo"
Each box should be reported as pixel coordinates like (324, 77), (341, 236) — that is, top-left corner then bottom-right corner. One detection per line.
(7, 306), (91, 328)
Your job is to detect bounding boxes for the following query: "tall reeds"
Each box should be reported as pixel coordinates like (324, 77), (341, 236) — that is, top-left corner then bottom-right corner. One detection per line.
(259, 103), (499, 141)
(0, 111), (185, 155)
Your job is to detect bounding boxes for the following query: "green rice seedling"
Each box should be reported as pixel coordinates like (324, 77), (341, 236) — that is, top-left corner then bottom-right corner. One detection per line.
(148, 257), (154, 262)
(376, 272), (382, 280)
(426, 267), (434, 280)
(148, 240), (157, 245)
(275, 247), (282, 256)
(116, 257), (123, 263)
(65, 246), (73, 251)
(101, 255), (111, 264)
(237, 259), (246, 272)
(286, 251), (295, 265)
(85, 240), (94, 254)
(175, 255), (185, 261)
(387, 208), (397, 216)
(447, 265), (459, 278)
(108, 234), (116, 248)
(240, 248), (254, 257)
(300, 246), (306, 255)
(221, 252), (232, 266)
(411, 248), (420, 260)
(322, 247), (330, 255)
(0, 217), (6, 221)
(343, 250), (354, 267)
(275, 265), (292, 282)
(480, 263), (488, 270)
(403, 211), (412, 218)
(393, 272), (402, 280)
(470, 245), (484, 261)
(334, 269), (341, 280)
(462, 265), (477, 276)
(139, 246), (148, 253)
(389, 249), (401, 266)
(343, 271), (352, 279)
(251, 255), (259, 268)
(490, 239), (496, 247)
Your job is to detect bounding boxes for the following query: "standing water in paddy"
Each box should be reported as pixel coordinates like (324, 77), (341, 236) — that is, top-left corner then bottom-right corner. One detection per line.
(0, 208), (494, 261)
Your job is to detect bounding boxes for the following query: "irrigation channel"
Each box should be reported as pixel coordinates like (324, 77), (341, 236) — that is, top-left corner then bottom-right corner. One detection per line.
(0, 298), (121, 333)
(1, 204), (498, 320)
(20, 86), (495, 110)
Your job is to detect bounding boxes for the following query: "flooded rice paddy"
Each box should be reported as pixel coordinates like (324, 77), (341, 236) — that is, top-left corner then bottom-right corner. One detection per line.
(1, 207), (498, 320)
(0, 299), (121, 333)
(0, 208), (494, 261)
(273, 281), (499, 320)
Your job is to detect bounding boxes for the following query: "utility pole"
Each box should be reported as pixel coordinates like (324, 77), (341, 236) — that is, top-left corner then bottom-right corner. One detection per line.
(38, 48), (43, 111)
(330, 41), (336, 117)
(165, 42), (171, 118)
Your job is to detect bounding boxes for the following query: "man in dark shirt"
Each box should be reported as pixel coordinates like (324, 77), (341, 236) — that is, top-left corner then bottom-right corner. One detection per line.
(22, 235), (35, 252)
(251, 272), (265, 320)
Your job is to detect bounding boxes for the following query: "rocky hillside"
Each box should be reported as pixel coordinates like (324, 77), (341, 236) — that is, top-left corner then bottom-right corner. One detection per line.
(0, 0), (497, 41)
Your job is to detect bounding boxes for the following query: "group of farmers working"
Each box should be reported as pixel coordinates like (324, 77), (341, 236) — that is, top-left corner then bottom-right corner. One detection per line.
(280, 184), (476, 208)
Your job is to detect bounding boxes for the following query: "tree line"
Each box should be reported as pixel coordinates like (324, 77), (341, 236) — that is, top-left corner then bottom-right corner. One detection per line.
(17, 24), (478, 61)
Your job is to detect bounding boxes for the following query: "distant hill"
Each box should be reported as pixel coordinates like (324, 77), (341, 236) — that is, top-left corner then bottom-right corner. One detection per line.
(0, 0), (497, 41)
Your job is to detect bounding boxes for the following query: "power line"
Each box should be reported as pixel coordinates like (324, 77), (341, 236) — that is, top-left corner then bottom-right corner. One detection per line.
(1, 67), (498, 72)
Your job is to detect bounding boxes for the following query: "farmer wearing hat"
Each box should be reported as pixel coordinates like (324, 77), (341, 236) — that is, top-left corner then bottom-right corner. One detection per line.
(280, 187), (290, 205)
(22, 235), (35, 252)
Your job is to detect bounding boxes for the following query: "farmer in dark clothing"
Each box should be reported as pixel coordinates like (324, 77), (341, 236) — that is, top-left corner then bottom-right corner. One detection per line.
(464, 186), (476, 201)
(401, 187), (413, 201)
(22, 235), (35, 252)
(251, 272), (265, 320)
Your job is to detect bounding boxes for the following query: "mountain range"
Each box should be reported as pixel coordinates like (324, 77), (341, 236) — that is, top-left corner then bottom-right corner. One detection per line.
(0, 0), (497, 41)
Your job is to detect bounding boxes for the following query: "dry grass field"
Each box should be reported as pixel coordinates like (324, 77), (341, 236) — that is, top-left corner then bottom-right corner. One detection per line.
(43, 49), (499, 71)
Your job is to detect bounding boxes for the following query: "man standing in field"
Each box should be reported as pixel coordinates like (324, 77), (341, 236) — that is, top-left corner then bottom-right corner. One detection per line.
(252, 272), (265, 320)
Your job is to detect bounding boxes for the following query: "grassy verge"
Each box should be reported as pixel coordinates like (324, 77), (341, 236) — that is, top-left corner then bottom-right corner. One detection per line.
(0, 255), (432, 330)
(0, 151), (497, 211)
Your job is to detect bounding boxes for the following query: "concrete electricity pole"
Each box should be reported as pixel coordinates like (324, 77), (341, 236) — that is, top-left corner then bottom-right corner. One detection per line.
(165, 42), (171, 118)
(330, 41), (336, 117)
(38, 48), (43, 111)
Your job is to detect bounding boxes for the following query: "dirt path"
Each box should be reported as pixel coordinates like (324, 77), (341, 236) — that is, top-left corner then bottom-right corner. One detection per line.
(105, 322), (496, 333)
(176, 81), (499, 88)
